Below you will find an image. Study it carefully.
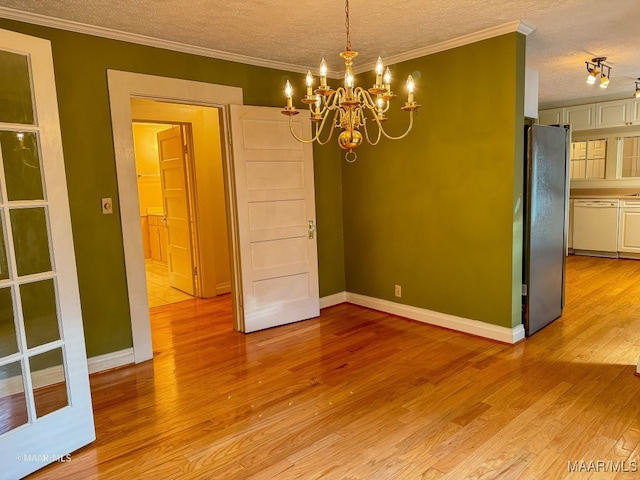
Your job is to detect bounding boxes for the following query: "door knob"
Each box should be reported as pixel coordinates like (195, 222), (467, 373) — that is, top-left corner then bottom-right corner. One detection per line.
(308, 220), (316, 239)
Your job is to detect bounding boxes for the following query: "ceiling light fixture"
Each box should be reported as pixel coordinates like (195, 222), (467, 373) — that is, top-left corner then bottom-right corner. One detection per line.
(635, 78), (640, 99)
(585, 57), (611, 88)
(281, 0), (420, 162)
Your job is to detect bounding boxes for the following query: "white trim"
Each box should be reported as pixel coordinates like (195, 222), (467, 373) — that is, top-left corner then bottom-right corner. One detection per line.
(87, 348), (135, 374)
(0, 7), (534, 79)
(0, 365), (64, 397)
(0, 349), (135, 396)
(216, 282), (232, 295)
(107, 70), (243, 364)
(345, 292), (526, 344)
(0, 7), (311, 75)
(354, 21), (535, 74)
(320, 291), (347, 309)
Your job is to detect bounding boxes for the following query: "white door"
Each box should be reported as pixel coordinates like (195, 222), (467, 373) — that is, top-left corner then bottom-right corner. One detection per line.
(0, 29), (94, 478)
(229, 105), (319, 332)
(158, 125), (195, 295)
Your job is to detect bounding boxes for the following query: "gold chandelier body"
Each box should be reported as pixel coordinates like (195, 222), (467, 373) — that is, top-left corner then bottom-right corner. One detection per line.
(281, 0), (420, 161)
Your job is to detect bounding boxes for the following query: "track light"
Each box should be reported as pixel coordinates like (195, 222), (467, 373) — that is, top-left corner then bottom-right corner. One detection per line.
(585, 57), (611, 87)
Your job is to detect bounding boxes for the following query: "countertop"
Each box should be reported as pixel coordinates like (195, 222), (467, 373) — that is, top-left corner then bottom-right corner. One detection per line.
(570, 188), (640, 200)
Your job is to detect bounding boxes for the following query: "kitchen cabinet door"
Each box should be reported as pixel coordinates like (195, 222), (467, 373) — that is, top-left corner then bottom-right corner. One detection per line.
(618, 202), (640, 254)
(596, 99), (629, 128)
(565, 104), (595, 131)
(538, 108), (563, 126)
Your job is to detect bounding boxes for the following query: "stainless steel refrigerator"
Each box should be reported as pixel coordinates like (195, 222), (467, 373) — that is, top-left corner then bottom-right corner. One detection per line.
(522, 124), (570, 336)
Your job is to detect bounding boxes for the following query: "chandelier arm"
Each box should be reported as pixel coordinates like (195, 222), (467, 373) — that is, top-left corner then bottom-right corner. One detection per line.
(315, 111), (341, 146)
(330, 88), (346, 109)
(379, 110), (415, 141)
(315, 109), (340, 145)
(362, 112), (383, 146)
(286, 115), (330, 144)
(355, 88), (378, 109)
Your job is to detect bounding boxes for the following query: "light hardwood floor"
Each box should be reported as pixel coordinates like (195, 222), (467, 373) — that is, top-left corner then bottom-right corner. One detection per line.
(29, 255), (640, 479)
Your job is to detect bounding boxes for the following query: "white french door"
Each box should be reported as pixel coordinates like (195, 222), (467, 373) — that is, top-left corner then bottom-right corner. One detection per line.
(0, 29), (94, 478)
(229, 105), (319, 332)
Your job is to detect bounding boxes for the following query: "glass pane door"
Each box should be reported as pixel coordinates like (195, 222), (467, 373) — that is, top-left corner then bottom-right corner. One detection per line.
(0, 28), (95, 479)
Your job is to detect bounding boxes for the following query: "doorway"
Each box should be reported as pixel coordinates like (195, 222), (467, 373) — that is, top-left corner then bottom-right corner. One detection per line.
(132, 121), (193, 307)
(107, 70), (244, 363)
(130, 99), (232, 311)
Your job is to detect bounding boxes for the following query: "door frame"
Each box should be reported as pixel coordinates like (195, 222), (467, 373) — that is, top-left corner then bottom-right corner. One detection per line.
(107, 71), (243, 363)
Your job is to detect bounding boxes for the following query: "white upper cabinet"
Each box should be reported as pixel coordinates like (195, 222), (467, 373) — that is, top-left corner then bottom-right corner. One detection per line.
(538, 108), (563, 126)
(564, 104), (596, 130)
(596, 98), (640, 128)
(540, 98), (640, 132)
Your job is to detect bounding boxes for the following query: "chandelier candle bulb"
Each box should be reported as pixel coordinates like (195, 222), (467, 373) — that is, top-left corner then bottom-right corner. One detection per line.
(306, 71), (313, 96)
(407, 75), (415, 103)
(376, 57), (384, 85)
(384, 67), (391, 91)
(320, 59), (328, 87)
(285, 81), (293, 108)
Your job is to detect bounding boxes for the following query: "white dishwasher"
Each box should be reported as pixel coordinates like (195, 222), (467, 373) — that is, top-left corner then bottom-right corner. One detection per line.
(572, 199), (619, 257)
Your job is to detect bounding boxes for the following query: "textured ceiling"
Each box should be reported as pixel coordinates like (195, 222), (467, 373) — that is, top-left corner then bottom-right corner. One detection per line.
(1, 0), (639, 107)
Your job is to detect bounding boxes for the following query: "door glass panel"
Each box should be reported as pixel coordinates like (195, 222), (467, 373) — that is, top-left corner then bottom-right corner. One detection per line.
(0, 130), (44, 201)
(0, 51), (34, 125)
(569, 139), (606, 179)
(29, 347), (68, 418)
(0, 361), (28, 435)
(621, 136), (640, 178)
(10, 207), (52, 276)
(0, 216), (9, 281)
(0, 287), (17, 357)
(20, 279), (60, 349)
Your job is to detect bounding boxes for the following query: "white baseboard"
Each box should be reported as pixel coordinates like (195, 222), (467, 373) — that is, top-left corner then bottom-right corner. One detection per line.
(0, 348), (135, 397)
(216, 282), (231, 295)
(87, 348), (135, 374)
(345, 292), (526, 344)
(320, 291), (347, 309)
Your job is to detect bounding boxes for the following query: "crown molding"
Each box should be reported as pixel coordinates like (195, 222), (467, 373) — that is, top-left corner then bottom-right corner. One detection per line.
(354, 20), (536, 74)
(0, 7), (534, 79)
(0, 6), (311, 75)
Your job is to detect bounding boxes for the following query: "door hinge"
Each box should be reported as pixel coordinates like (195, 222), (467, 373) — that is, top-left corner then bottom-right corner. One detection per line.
(183, 144), (188, 155)
(193, 266), (198, 276)
(522, 284), (528, 296)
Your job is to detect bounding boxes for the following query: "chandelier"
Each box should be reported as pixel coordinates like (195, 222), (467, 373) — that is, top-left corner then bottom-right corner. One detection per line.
(281, 0), (420, 162)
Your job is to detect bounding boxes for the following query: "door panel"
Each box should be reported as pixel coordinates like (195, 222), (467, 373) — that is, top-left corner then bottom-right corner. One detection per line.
(0, 28), (94, 478)
(157, 126), (195, 295)
(229, 105), (319, 333)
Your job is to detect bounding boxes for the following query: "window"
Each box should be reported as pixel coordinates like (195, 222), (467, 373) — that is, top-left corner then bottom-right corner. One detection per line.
(570, 139), (606, 179)
(620, 136), (640, 177)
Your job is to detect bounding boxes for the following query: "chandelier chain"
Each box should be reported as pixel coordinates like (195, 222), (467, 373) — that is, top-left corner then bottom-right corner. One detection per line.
(345, 0), (351, 51)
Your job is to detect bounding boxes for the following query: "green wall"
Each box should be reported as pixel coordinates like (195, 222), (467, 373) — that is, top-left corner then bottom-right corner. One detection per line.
(0, 19), (346, 357)
(342, 33), (525, 329)
(0, 18), (525, 359)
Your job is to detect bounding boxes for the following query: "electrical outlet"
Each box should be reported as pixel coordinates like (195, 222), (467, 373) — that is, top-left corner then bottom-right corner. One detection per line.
(394, 285), (402, 297)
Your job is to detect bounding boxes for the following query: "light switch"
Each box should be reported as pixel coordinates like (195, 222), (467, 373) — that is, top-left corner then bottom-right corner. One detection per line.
(101, 197), (113, 215)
